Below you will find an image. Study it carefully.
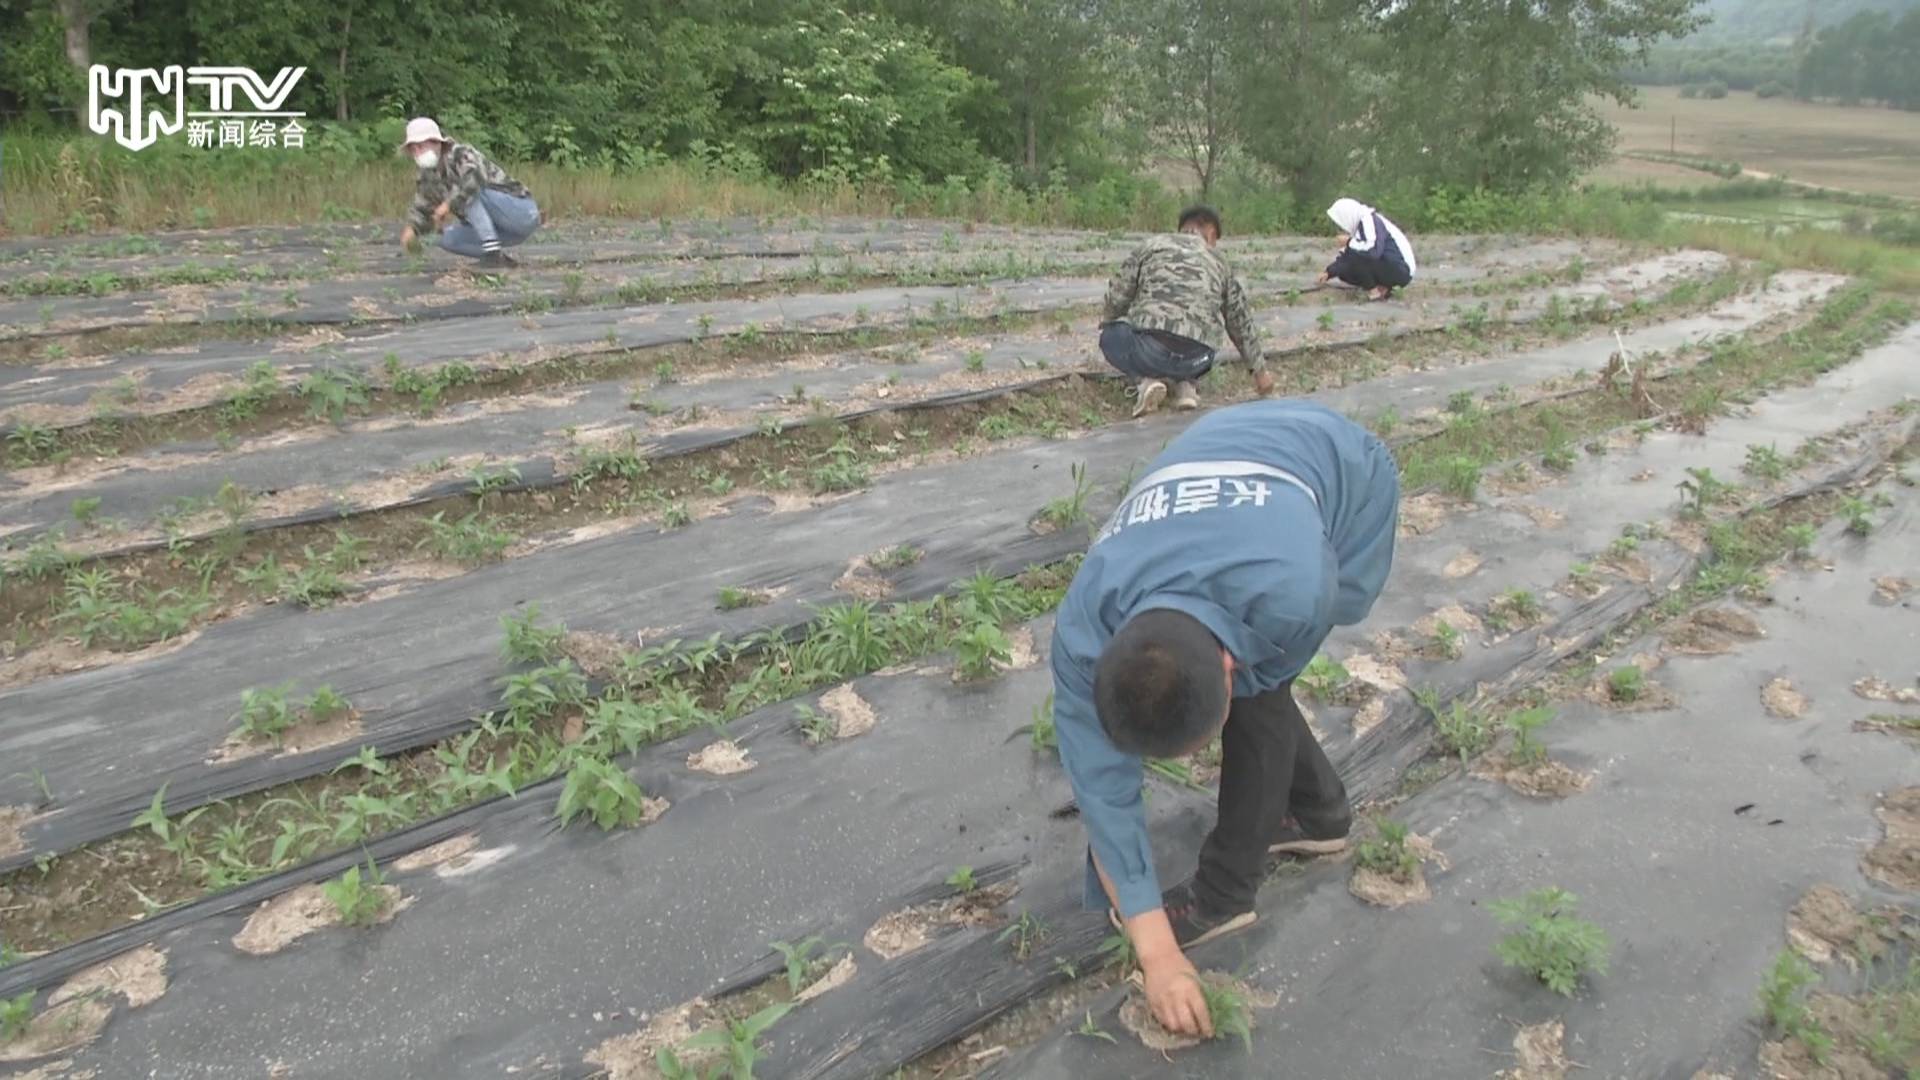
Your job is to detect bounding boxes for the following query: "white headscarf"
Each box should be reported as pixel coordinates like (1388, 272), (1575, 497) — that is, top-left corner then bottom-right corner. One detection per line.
(1328, 198), (1417, 278)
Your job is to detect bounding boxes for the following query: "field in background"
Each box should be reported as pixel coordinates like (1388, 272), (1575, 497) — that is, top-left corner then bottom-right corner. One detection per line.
(1594, 86), (1920, 198)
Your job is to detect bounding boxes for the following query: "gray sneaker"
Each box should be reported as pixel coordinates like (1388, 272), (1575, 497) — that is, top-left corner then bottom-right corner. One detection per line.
(1267, 814), (1351, 856)
(1130, 379), (1168, 418)
(1173, 381), (1200, 411)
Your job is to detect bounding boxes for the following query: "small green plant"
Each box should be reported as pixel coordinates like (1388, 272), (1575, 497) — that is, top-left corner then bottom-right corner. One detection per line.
(1677, 466), (1730, 518)
(234, 684), (297, 743)
(1354, 817), (1419, 881)
(717, 586), (767, 611)
(1029, 692), (1057, 754)
(1490, 888), (1611, 997)
(1424, 691), (1494, 762)
(1038, 462), (1094, 531)
(661, 501), (692, 528)
(1, 990), (32, 1040)
(1199, 979), (1254, 1051)
(306, 685), (351, 723)
(1567, 561), (1596, 590)
(1784, 523), (1818, 556)
(1316, 311), (1336, 331)
(1608, 665), (1645, 703)
(789, 700), (836, 744)
(964, 349), (987, 372)
(1608, 533), (1640, 559)
(1298, 654), (1351, 701)
(418, 511), (515, 563)
(298, 369), (369, 424)
(1075, 1010), (1117, 1044)
(870, 544), (922, 570)
(946, 865), (978, 893)
(70, 496), (102, 525)
(1841, 496), (1875, 536)
(1429, 620), (1463, 660)
(1505, 705), (1553, 766)
(1371, 405), (1399, 436)
(1756, 949), (1823, 1037)
(1743, 443), (1788, 481)
(1487, 589), (1542, 632)
(808, 438), (870, 493)
(322, 855), (391, 927)
(661, 1002), (793, 1080)
(997, 910), (1047, 960)
(555, 755), (649, 830)
(501, 605), (568, 664)
(1098, 931), (1138, 971)
(953, 621), (1012, 680)
(770, 936), (833, 995)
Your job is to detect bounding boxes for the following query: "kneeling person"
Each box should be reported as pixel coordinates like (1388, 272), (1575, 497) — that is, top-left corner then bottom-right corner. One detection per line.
(398, 116), (542, 269)
(1050, 399), (1400, 1038)
(1100, 205), (1275, 417)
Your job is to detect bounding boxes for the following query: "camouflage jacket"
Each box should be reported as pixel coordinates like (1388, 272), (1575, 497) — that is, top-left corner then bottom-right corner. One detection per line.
(1102, 233), (1265, 371)
(408, 142), (533, 233)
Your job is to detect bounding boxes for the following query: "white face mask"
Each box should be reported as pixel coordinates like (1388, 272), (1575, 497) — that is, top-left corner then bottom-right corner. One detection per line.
(413, 148), (440, 170)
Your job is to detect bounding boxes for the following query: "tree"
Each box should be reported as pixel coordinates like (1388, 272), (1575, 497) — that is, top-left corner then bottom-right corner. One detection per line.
(1363, 0), (1704, 193)
(1113, 0), (1239, 198)
(1230, 0), (1369, 211)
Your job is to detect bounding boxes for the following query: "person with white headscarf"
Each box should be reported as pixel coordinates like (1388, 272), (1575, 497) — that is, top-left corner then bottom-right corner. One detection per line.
(1319, 198), (1416, 301)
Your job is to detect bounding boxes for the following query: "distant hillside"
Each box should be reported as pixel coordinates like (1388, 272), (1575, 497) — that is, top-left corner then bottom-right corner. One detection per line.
(1687, 0), (1920, 43)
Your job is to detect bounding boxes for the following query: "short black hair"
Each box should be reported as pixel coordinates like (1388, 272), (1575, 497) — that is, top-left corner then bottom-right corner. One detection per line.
(1094, 609), (1228, 757)
(1177, 204), (1223, 238)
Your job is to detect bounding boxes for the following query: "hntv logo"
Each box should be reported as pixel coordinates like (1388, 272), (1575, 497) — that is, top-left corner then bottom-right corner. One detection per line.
(88, 65), (308, 152)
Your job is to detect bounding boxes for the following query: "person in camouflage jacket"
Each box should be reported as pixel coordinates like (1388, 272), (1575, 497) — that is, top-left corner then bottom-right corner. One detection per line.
(1099, 206), (1274, 416)
(398, 117), (542, 269)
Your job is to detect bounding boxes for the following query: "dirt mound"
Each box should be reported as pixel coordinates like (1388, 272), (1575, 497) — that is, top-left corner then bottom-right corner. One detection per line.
(1474, 753), (1593, 799)
(1348, 832), (1447, 909)
(1871, 576), (1912, 605)
(863, 880), (1018, 960)
(1665, 607), (1765, 656)
(1853, 677), (1920, 705)
(0, 805), (31, 858)
(1441, 551), (1483, 579)
(687, 739), (756, 775)
(1862, 787), (1920, 892)
(49, 945), (169, 1010)
(231, 881), (409, 956)
(1761, 677), (1810, 719)
(819, 685), (877, 739)
(833, 556), (893, 600)
(1497, 1020), (1572, 1080)
(1117, 972), (1279, 1052)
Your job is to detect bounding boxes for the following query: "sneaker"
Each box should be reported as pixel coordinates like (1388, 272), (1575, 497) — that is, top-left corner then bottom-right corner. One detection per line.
(476, 250), (520, 270)
(1267, 814), (1351, 856)
(1172, 381), (1200, 411)
(1130, 379), (1168, 418)
(1107, 880), (1257, 949)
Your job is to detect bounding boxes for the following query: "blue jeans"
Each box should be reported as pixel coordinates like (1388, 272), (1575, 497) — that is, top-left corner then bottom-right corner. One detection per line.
(1097, 321), (1216, 382)
(440, 188), (541, 258)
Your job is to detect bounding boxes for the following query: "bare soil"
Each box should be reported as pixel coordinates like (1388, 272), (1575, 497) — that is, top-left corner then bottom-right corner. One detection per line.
(1863, 787), (1920, 893)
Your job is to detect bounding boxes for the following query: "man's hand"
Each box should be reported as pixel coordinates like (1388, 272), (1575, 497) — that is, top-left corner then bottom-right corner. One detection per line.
(400, 225), (420, 254)
(432, 201), (453, 228)
(1252, 370), (1276, 397)
(1141, 950), (1213, 1038)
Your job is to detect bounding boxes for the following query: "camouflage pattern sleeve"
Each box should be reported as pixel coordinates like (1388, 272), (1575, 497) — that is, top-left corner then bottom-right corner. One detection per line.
(1222, 271), (1264, 371)
(443, 145), (486, 216)
(406, 181), (438, 234)
(1103, 244), (1146, 322)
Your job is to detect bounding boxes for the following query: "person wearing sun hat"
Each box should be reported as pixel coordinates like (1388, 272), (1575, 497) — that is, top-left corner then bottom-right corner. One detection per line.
(397, 116), (541, 268)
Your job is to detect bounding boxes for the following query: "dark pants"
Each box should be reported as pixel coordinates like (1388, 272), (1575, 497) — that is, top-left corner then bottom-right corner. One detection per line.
(1192, 680), (1350, 913)
(1326, 251), (1413, 291)
(1098, 321), (1216, 382)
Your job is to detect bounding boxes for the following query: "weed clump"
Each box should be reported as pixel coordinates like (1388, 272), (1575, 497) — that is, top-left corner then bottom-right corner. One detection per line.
(1491, 888), (1610, 997)
(1608, 665), (1645, 703)
(1354, 817), (1419, 882)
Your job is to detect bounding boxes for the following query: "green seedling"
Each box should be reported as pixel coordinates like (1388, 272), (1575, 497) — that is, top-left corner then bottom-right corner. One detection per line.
(661, 501), (693, 528)
(1784, 523), (1818, 556)
(234, 684), (298, 743)
(322, 854), (391, 927)
(1098, 932), (1138, 971)
(1487, 589), (1542, 632)
(1677, 466), (1730, 518)
(1744, 443), (1788, 481)
(1200, 979), (1255, 1051)
(284, 548), (348, 607)
(717, 586), (767, 611)
(1030, 692), (1057, 754)
(298, 369), (369, 424)
(1425, 692), (1495, 762)
(1429, 620), (1463, 660)
(1371, 405), (1400, 436)
(418, 512), (515, 564)
(1757, 949), (1826, 1053)
(1, 991), (32, 1040)
(332, 746), (389, 777)
(1490, 887), (1611, 997)
(946, 865), (978, 894)
(770, 936), (837, 995)
(954, 621), (1013, 681)
(1608, 665), (1645, 703)
(998, 910), (1047, 960)
(1354, 816), (1419, 882)
(1568, 562), (1596, 589)
(869, 544), (922, 570)
(666, 1002), (793, 1080)
(1608, 533), (1640, 559)
(1316, 311), (1336, 331)
(807, 438), (869, 494)
(467, 464), (521, 504)
(794, 703), (836, 745)
(306, 686), (351, 723)
(964, 349), (987, 372)
(501, 605), (568, 664)
(1841, 496), (1874, 536)
(555, 755), (650, 830)
(1298, 654), (1351, 701)
(1039, 462), (1093, 531)
(1075, 1010), (1117, 1043)
(1506, 705), (1553, 766)
(70, 496), (102, 525)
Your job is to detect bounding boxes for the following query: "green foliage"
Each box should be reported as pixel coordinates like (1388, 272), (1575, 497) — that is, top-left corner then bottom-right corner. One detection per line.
(668, 1002), (794, 1080)
(869, 544), (922, 570)
(1199, 979), (1254, 1052)
(1429, 619), (1463, 660)
(1297, 654), (1351, 701)
(771, 937), (834, 995)
(997, 910), (1047, 960)
(1038, 462), (1093, 532)
(1757, 949), (1825, 1049)
(1487, 589), (1543, 632)
(794, 703), (836, 745)
(1490, 888), (1611, 996)
(1354, 817), (1419, 881)
(1505, 705), (1553, 766)
(1608, 665), (1646, 702)
(1743, 443), (1788, 481)
(1423, 691), (1495, 762)
(418, 511), (515, 564)
(234, 684), (297, 743)
(298, 369), (369, 424)
(808, 438), (870, 494)
(555, 756), (649, 830)
(501, 605), (568, 664)
(1030, 692), (1057, 755)
(1, 991), (32, 1041)
(1841, 496), (1875, 536)
(946, 865), (978, 893)
(1677, 466), (1731, 518)
(322, 856), (390, 928)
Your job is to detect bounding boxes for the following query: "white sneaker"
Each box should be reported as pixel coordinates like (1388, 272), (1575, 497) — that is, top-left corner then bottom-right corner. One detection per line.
(1130, 379), (1168, 417)
(1173, 381), (1200, 410)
